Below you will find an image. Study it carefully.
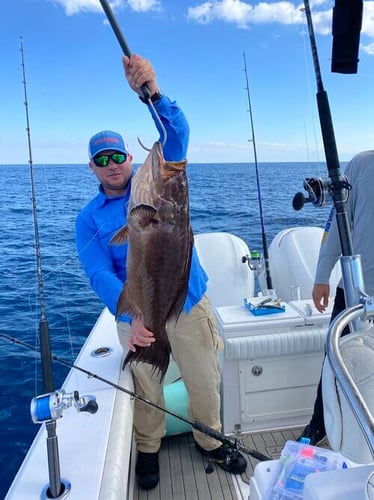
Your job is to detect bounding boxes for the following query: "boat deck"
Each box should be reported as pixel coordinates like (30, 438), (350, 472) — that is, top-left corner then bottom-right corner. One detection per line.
(132, 426), (312, 499)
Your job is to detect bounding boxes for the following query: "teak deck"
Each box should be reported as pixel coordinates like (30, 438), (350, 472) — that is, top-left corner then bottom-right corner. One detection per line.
(132, 427), (313, 499)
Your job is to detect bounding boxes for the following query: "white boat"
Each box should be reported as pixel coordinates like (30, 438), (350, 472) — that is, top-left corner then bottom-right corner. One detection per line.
(5, 228), (374, 499)
(7, 1), (371, 496)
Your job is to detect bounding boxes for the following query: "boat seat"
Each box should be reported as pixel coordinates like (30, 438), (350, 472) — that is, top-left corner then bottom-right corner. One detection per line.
(194, 232), (255, 308)
(258, 226), (341, 301)
(323, 327), (374, 464)
(302, 328), (374, 498)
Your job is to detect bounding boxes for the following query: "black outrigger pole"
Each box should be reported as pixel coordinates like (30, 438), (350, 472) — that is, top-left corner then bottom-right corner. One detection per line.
(303, 0), (353, 256)
(295, 0), (365, 311)
(20, 37), (70, 499)
(242, 52), (273, 293)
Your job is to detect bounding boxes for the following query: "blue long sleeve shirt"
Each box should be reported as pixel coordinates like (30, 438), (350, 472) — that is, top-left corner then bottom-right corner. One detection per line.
(76, 95), (208, 322)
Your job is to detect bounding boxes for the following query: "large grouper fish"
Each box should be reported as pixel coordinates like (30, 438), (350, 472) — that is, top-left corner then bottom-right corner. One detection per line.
(111, 141), (193, 379)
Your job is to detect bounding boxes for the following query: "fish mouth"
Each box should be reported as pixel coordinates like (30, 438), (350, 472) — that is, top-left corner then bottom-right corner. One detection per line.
(163, 160), (187, 172)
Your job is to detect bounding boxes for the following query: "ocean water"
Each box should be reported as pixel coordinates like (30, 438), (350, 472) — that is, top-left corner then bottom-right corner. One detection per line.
(0, 161), (335, 497)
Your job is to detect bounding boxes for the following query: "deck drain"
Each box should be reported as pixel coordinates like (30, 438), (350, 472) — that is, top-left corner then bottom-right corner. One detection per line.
(91, 346), (113, 358)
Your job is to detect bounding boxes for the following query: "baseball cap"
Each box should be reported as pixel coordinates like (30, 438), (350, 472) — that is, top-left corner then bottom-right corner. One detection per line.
(88, 130), (129, 159)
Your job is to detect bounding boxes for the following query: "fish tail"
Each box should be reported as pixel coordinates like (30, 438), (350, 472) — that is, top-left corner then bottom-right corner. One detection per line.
(122, 338), (171, 382)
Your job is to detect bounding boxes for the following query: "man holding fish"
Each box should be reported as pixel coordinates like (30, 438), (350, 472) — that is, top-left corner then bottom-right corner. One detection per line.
(76, 54), (247, 490)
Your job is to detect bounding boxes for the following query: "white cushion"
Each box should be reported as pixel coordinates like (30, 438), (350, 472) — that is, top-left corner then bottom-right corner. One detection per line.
(225, 328), (326, 361)
(323, 328), (374, 463)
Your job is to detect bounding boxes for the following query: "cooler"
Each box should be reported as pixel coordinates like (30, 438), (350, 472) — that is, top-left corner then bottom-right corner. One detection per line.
(216, 302), (331, 433)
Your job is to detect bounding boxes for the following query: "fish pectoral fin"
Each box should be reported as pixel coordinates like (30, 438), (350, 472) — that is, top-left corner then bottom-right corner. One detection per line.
(110, 226), (129, 245)
(131, 204), (158, 228)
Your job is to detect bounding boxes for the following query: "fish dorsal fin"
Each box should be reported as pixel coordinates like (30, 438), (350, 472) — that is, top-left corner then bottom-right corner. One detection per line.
(131, 204), (158, 228)
(110, 226), (129, 245)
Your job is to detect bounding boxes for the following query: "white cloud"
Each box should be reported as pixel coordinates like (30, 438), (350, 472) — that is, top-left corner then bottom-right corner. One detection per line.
(361, 42), (374, 55)
(309, 7), (332, 35)
(51, 0), (107, 15)
(51, 0), (160, 15)
(362, 1), (374, 37)
(127, 0), (162, 12)
(187, 1), (326, 31)
(187, 1), (252, 28)
(187, 0), (374, 38)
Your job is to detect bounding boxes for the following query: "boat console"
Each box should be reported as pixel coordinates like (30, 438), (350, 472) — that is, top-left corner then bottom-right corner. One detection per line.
(216, 299), (332, 434)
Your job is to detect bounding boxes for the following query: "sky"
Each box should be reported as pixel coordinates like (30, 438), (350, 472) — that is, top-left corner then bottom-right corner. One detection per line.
(2, 0), (374, 164)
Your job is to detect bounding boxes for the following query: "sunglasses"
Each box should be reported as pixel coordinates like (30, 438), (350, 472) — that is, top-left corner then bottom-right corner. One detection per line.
(93, 152), (127, 167)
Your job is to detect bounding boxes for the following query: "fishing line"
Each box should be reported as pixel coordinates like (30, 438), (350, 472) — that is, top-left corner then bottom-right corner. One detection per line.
(0, 332), (271, 463)
(37, 165), (81, 366)
(287, 2), (325, 173)
(300, 20), (324, 173)
(242, 52), (273, 293)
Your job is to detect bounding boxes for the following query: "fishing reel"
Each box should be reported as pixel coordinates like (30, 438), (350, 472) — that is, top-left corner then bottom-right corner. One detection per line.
(292, 175), (350, 211)
(30, 389), (98, 424)
(242, 250), (263, 274)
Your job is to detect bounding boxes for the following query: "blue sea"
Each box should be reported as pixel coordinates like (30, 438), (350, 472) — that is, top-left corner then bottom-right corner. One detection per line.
(0, 161), (336, 497)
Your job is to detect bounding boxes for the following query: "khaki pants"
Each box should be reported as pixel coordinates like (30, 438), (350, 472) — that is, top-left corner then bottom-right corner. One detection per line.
(117, 295), (224, 453)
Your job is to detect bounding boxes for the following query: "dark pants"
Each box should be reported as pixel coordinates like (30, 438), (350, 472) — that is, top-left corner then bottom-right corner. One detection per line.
(309, 286), (350, 433)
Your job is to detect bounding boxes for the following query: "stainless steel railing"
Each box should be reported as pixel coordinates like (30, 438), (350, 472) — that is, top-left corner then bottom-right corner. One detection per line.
(326, 298), (374, 458)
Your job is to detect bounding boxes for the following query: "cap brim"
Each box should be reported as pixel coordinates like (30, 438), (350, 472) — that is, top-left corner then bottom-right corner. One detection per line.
(90, 146), (128, 159)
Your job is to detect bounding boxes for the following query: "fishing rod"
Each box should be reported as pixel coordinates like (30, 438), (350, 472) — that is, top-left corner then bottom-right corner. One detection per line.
(20, 36), (68, 499)
(293, 1), (364, 312)
(20, 36), (54, 394)
(0, 332), (271, 463)
(97, 0), (167, 146)
(242, 52), (273, 293)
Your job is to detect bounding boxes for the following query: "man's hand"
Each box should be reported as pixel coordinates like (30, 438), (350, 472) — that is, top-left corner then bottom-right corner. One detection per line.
(122, 54), (159, 97)
(128, 318), (155, 352)
(312, 283), (330, 313)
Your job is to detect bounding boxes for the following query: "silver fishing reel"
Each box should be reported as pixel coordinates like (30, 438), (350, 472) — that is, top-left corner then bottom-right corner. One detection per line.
(30, 389), (98, 424)
(242, 250), (263, 273)
(293, 175), (350, 211)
